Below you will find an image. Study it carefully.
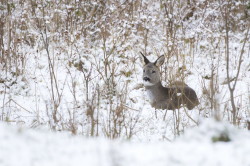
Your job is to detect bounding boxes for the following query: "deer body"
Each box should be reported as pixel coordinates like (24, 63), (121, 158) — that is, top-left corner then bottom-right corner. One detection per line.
(145, 82), (174, 109)
(141, 53), (199, 110)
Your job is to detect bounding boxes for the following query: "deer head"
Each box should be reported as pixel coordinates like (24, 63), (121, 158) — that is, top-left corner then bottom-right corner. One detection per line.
(140, 52), (165, 87)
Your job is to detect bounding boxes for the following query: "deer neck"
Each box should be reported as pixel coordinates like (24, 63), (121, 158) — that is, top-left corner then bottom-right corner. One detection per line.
(144, 81), (165, 103)
(144, 81), (163, 90)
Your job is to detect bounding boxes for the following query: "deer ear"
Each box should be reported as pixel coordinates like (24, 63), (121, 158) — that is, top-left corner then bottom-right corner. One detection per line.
(140, 52), (150, 65)
(154, 55), (165, 67)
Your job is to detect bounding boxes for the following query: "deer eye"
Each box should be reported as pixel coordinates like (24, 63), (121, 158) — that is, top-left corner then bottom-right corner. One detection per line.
(152, 71), (156, 73)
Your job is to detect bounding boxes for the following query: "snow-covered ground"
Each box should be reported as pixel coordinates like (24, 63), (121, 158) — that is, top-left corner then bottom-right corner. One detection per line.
(1, 119), (250, 166)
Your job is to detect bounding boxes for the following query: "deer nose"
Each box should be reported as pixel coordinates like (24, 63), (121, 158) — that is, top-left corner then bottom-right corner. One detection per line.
(143, 77), (150, 82)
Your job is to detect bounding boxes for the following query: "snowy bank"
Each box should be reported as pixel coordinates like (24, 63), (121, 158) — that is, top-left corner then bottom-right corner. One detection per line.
(0, 120), (250, 166)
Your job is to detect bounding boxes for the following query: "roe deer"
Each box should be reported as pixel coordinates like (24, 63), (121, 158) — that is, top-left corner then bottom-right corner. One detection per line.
(140, 52), (199, 110)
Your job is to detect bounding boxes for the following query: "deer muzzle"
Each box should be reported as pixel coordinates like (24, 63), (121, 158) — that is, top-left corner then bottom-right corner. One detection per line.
(143, 77), (151, 82)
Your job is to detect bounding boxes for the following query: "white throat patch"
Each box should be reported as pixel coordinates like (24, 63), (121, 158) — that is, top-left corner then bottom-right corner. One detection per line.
(143, 80), (154, 87)
(146, 89), (155, 103)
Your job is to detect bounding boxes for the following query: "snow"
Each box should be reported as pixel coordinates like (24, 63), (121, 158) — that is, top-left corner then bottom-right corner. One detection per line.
(0, 119), (250, 166)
